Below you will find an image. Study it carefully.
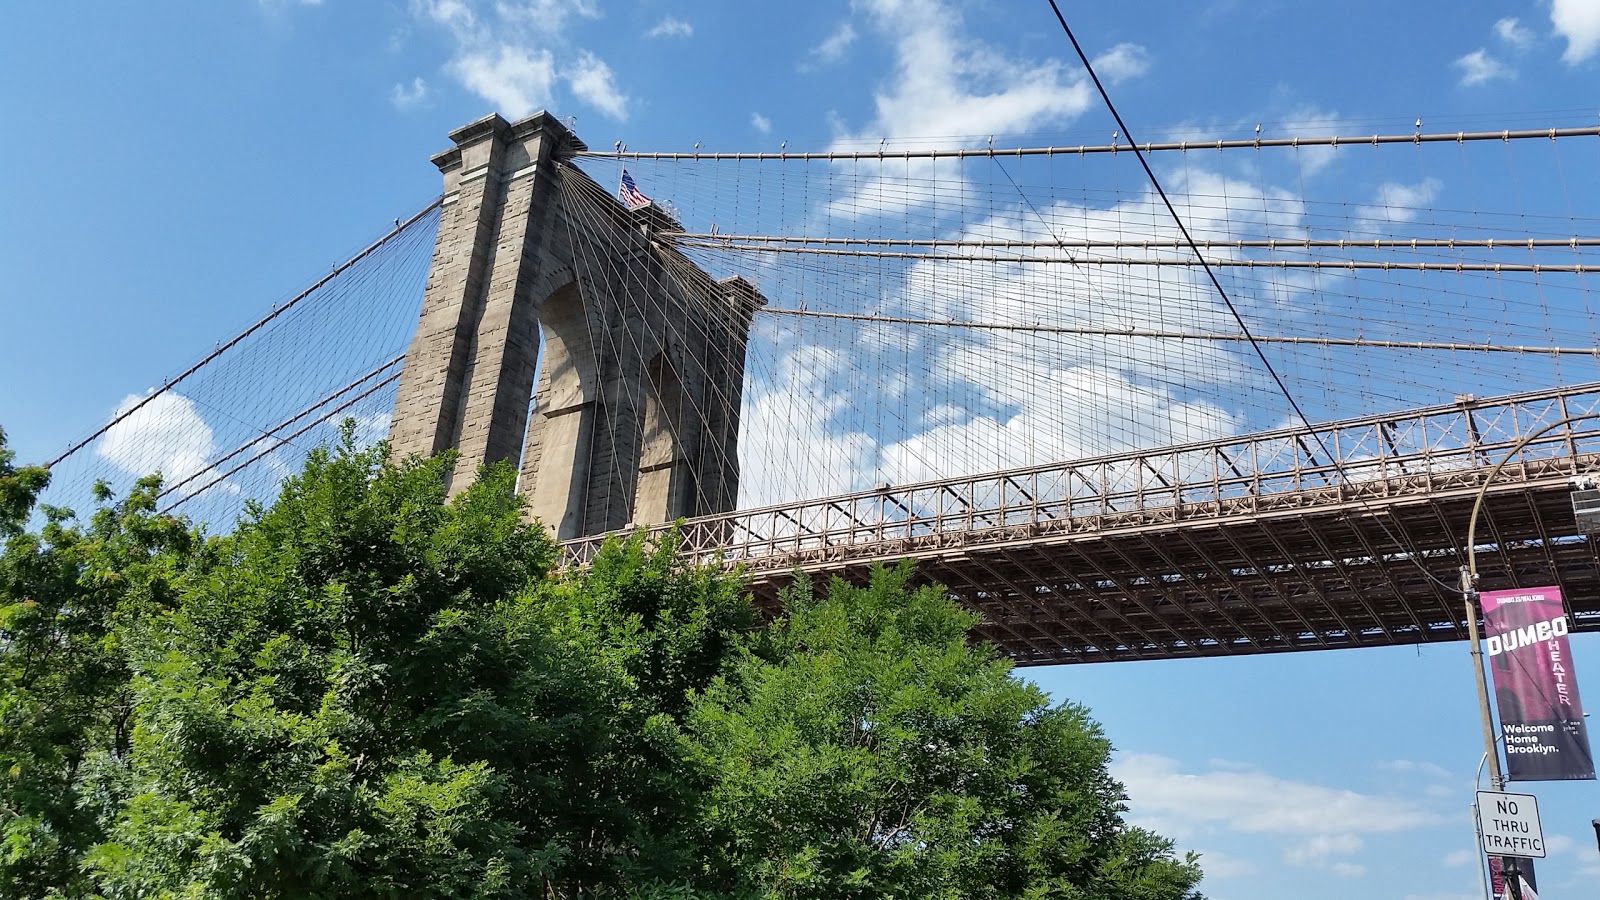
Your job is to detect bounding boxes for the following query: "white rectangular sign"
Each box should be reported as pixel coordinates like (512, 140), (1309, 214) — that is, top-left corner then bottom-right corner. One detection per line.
(1476, 790), (1546, 858)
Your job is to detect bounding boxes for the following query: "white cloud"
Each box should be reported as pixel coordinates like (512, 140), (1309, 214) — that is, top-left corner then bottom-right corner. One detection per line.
(1115, 753), (1441, 872)
(1378, 759), (1452, 779)
(1494, 17), (1534, 50)
(820, 0), (1131, 224)
(1091, 42), (1151, 85)
(836, 0), (1107, 146)
(493, 0), (598, 35)
(1192, 849), (1257, 879)
(97, 393), (217, 486)
(411, 0), (625, 120)
(1275, 105), (1345, 176)
(1551, 0), (1600, 63)
(263, 446), (296, 483)
(875, 369), (1243, 487)
(751, 112), (772, 134)
(390, 76), (429, 109)
(1358, 177), (1442, 224)
(1284, 833), (1362, 866)
(736, 158), (1361, 505)
(723, 9), (1469, 512)
(568, 50), (628, 120)
(1454, 48), (1510, 86)
(1440, 848), (1475, 868)
(809, 21), (857, 65)
(750, 165), (1334, 502)
(450, 44), (557, 119)
(1542, 833), (1576, 855)
(417, 0), (478, 33)
(738, 341), (878, 507)
(645, 16), (692, 39)
(351, 410), (392, 448)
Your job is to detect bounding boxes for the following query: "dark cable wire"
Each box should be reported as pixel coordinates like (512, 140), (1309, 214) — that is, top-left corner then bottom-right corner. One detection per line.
(1042, 0), (1465, 598)
(1043, 0), (1312, 434)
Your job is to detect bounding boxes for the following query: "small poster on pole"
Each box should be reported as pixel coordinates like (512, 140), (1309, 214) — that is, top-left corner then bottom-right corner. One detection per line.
(1488, 855), (1538, 900)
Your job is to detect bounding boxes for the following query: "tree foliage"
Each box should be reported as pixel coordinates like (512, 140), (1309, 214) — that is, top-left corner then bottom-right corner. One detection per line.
(2, 430), (195, 899)
(683, 567), (1200, 900)
(0, 426), (1201, 899)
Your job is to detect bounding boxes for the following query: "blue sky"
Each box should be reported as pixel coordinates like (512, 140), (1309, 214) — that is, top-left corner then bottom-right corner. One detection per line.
(6, 2), (1600, 897)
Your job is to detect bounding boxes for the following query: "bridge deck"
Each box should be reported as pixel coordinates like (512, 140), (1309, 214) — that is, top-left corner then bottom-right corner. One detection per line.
(562, 384), (1600, 664)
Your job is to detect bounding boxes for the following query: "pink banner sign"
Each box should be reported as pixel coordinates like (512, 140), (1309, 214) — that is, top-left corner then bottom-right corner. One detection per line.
(1481, 586), (1595, 781)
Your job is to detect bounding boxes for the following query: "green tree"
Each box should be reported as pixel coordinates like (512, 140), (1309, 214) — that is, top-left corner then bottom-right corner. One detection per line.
(1, 429), (196, 899)
(0, 429), (198, 896)
(682, 566), (1203, 900)
(1, 424), (1201, 899)
(84, 434), (748, 899)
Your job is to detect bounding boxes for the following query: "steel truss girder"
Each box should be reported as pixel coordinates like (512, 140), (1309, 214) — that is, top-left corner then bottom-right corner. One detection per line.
(563, 383), (1600, 664)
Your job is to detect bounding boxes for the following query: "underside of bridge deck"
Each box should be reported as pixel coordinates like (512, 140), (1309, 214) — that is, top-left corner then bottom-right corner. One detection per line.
(557, 385), (1600, 665)
(739, 479), (1600, 665)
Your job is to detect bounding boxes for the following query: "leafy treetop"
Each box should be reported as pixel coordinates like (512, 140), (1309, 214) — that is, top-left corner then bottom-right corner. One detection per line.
(0, 427), (1202, 900)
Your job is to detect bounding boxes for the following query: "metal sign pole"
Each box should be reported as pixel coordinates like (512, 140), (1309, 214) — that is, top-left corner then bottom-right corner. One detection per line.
(1462, 566), (1505, 791)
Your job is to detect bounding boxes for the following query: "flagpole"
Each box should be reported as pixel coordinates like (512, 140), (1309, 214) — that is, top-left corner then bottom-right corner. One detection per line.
(615, 142), (626, 202)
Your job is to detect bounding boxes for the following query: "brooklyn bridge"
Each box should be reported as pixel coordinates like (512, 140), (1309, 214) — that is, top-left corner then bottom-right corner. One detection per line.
(43, 112), (1600, 665)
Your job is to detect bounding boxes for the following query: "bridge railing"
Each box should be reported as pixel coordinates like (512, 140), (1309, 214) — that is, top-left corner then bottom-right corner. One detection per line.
(561, 383), (1600, 569)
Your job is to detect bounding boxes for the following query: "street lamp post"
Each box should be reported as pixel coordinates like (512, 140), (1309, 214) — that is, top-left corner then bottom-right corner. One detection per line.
(1460, 411), (1599, 899)
(1461, 563), (1504, 791)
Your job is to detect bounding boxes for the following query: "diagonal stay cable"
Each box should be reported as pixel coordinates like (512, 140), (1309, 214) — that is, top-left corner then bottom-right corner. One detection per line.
(156, 356), (404, 502)
(48, 198), (442, 469)
(1043, 0), (1465, 596)
(1046, 0), (1313, 437)
(159, 368), (405, 515)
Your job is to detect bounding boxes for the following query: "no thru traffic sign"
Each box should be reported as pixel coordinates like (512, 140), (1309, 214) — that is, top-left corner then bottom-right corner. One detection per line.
(1476, 791), (1546, 858)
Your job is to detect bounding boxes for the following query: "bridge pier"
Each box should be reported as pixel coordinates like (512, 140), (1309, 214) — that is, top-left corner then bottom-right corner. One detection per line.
(389, 112), (762, 538)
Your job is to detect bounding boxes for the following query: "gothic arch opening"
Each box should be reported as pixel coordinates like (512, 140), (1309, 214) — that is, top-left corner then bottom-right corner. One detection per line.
(634, 351), (691, 524)
(522, 281), (596, 539)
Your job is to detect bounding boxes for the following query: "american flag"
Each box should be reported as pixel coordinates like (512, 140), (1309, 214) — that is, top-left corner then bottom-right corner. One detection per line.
(618, 169), (653, 211)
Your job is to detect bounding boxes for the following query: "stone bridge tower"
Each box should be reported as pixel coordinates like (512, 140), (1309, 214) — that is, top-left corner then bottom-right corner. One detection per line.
(388, 112), (763, 539)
